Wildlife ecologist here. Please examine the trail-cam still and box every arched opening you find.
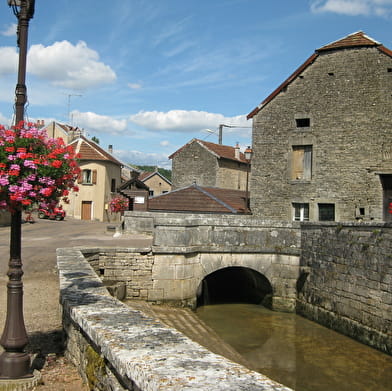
[197,267,273,308]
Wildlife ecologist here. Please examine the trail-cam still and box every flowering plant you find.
[109,196,129,213]
[0,121,80,212]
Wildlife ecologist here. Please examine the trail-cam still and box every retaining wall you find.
[297,222,392,354]
[57,247,293,391]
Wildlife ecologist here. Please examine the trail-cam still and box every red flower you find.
[51,160,62,168]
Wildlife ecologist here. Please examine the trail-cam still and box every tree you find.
[91,136,100,144]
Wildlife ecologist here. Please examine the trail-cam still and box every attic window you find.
[295,118,310,128]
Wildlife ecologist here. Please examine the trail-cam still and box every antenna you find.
[66,93,82,125]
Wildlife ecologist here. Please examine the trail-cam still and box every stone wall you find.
[171,141,218,189]
[297,222,392,354]
[57,247,293,391]
[250,46,392,222]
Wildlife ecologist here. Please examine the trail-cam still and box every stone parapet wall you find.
[298,222,392,354]
[124,212,301,255]
[57,247,293,391]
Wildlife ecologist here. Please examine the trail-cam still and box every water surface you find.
[196,304,392,391]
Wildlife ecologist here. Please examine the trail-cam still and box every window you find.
[82,169,92,184]
[79,169,97,185]
[291,145,312,180]
[318,203,335,221]
[149,190,154,196]
[295,118,310,128]
[111,178,116,193]
[293,203,309,221]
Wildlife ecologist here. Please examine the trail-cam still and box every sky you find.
[0,0,391,168]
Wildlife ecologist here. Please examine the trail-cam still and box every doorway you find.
[380,175,392,222]
[81,201,92,220]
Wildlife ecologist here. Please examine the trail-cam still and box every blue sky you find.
[0,0,391,168]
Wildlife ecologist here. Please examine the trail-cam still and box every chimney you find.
[234,142,240,160]
[108,145,113,154]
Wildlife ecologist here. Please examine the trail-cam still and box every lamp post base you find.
[0,370,41,391]
[0,352,32,379]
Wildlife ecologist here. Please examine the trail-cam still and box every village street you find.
[0,216,152,390]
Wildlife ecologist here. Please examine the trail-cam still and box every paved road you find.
[0,216,152,334]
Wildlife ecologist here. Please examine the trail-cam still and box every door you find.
[380,175,392,222]
[81,201,92,220]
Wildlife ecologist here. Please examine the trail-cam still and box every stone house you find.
[247,31,392,222]
[65,136,123,221]
[169,139,251,191]
[139,170,172,196]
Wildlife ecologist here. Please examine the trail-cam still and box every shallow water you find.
[196,304,392,391]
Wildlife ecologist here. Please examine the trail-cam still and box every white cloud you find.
[1,24,17,37]
[129,110,250,133]
[0,47,18,75]
[160,140,170,147]
[310,0,392,16]
[128,82,142,89]
[27,40,116,89]
[71,110,127,135]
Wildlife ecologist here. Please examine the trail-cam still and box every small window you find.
[149,190,154,196]
[318,203,335,221]
[82,169,92,184]
[295,118,310,128]
[111,178,116,193]
[388,68,392,73]
[291,145,312,180]
[293,203,309,221]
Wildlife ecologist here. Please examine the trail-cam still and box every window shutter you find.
[303,146,312,180]
[77,171,82,184]
[92,170,97,184]
[292,147,304,180]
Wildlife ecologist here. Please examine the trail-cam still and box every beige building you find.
[65,136,123,222]
[40,120,82,144]
[139,170,172,196]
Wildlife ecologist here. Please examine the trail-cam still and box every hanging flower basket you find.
[109,196,129,213]
[0,121,80,212]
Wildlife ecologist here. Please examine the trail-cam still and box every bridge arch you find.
[197,266,273,307]
[193,252,300,312]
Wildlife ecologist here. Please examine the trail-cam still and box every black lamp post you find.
[0,0,35,379]
[244,146,253,213]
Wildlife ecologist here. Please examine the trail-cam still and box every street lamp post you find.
[0,0,35,379]
[244,146,253,213]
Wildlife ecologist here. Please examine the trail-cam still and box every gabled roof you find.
[69,136,122,166]
[139,170,172,185]
[169,139,247,163]
[119,177,149,191]
[248,32,392,119]
[148,183,247,214]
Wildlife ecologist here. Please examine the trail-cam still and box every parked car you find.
[38,206,65,221]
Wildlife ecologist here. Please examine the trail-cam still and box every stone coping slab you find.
[57,247,293,391]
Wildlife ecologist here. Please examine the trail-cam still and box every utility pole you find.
[67,93,82,125]
[218,124,251,145]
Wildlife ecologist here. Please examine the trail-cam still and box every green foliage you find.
[133,165,172,181]
[91,136,100,144]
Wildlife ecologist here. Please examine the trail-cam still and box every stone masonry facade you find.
[170,140,248,190]
[249,36,392,222]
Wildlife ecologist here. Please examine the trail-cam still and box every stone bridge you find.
[109,212,303,312]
